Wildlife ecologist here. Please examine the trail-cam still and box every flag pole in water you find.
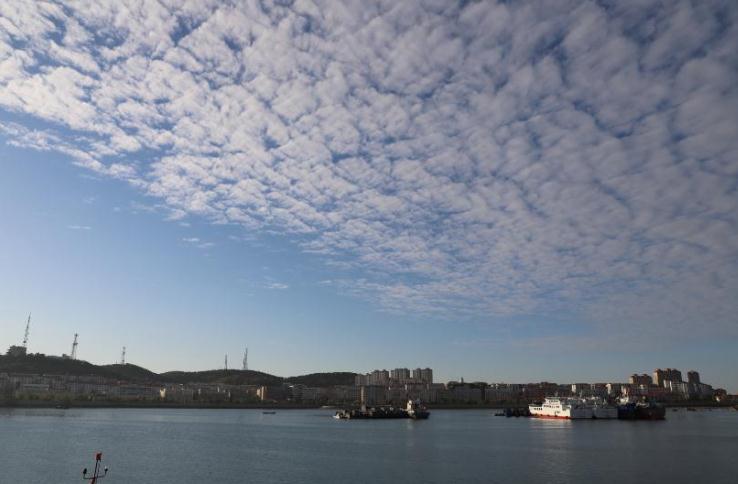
[82,452,108,483]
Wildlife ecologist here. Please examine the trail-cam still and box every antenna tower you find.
[120,346,126,365]
[224,354,228,371]
[71,333,79,360]
[242,347,248,371]
[22,313,31,348]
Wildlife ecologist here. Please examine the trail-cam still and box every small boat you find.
[262,411,276,415]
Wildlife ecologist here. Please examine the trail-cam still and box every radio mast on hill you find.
[120,346,126,365]
[242,347,248,371]
[224,354,228,371]
[22,313,31,349]
[71,333,78,360]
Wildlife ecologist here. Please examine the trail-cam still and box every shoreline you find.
[1,401,733,410]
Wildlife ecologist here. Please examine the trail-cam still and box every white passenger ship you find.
[528,397,593,419]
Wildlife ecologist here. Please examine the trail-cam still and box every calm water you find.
[1,407,737,483]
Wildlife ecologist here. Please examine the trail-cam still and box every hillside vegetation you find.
[0,354,355,387]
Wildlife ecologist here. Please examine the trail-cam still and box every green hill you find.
[0,354,356,387]
[160,369,282,386]
[285,372,356,387]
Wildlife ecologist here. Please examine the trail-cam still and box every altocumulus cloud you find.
[1,1,737,343]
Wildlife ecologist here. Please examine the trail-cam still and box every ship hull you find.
[529,400,592,419]
[617,403,665,420]
[592,407,618,419]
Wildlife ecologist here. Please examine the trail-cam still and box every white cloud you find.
[1,1,737,344]
[67,225,92,231]
[265,282,289,290]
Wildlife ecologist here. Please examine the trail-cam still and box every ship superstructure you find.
[528,397,593,419]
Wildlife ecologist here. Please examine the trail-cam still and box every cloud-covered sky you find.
[1,1,737,382]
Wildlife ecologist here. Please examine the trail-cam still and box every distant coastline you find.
[2,400,734,411]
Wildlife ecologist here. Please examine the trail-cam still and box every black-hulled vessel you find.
[334,399,430,420]
[617,397,665,420]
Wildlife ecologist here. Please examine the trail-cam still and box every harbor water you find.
[1,407,736,483]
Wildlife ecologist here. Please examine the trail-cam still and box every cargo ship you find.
[616,397,665,420]
[334,399,430,420]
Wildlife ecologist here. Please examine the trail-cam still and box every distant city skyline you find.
[1,2,737,392]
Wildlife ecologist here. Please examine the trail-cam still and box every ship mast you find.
[82,452,108,483]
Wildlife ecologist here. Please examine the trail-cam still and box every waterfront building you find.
[360,385,386,406]
[355,370,389,386]
[300,387,321,402]
[289,384,304,401]
[606,383,623,396]
[412,368,434,383]
[370,370,389,385]
[449,383,483,403]
[330,385,359,403]
[629,374,653,386]
[654,368,683,386]
[653,369,666,387]
[689,382,713,399]
[571,383,590,396]
[357,367,431,386]
[18,382,50,395]
[687,371,701,384]
[355,370,391,386]
[418,368,433,384]
[523,382,559,401]
[114,384,161,400]
[161,384,196,403]
[665,380,690,398]
[484,384,520,403]
[386,386,407,404]
[390,368,411,382]
[257,385,287,402]
[666,368,683,382]
[664,368,683,383]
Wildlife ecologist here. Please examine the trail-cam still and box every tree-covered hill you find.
[0,354,356,387]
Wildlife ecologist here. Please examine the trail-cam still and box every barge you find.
[334,399,430,420]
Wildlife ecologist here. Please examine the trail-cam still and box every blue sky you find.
[1,1,737,390]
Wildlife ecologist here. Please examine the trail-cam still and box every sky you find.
[1,1,737,391]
